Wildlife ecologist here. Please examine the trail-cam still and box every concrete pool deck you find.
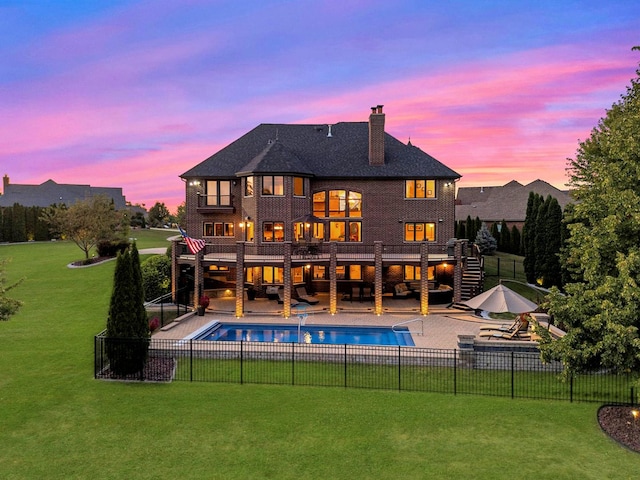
[152,300,495,350]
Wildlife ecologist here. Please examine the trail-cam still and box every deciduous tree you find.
[540,58,640,374]
[43,196,129,260]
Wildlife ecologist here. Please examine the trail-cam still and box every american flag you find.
[178,226,206,255]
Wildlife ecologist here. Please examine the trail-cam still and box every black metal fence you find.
[94,335,638,404]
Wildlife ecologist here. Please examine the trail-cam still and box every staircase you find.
[460,256,483,301]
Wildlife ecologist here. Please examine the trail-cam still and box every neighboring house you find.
[0,175,128,209]
[455,179,573,231]
[174,106,478,317]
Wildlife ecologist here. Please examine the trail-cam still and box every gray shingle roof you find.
[0,179,127,208]
[181,122,460,179]
[455,179,573,222]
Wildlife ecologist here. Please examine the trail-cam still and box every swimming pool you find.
[189,322,415,346]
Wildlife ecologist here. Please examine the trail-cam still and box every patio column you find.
[420,242,429,315]
[171,238,179,304]
[283,242,292,318]
[193,250,203,309]
[453,239,464,304]
[374,241,383,315]
[235,241,245,318]
[329,242,337,314]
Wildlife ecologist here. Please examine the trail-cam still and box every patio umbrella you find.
[462,284,537,313]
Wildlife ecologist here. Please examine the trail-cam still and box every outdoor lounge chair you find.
[277,289,299,306]
[479,319,521,332]
[478,327,531,340]
[296,286,319,305]
[479,314,530,334]
[393,283,413,298]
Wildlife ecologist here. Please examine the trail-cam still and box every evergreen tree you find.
[523,192,542,283]
[11,203,26,243]
[474,222,497,255]
[105,246,149,375]
[533,195,551,283]
[542,58,640,375]
[511,225,521,255]
[455,220,466,240]
[540,197,562,287]
[490,222,500,250]
[465,215,474,242]
[500,220,511,253]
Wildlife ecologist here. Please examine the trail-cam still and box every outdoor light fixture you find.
[189,180,201,187]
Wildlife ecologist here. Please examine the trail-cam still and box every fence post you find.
[292,342,295,386]
[344,344,347,388]
[453,349,457,395]
[511,351,514,399]
[189,339,193,382]
[240,341,244,385]
[631,386,635,406]
[398,346,401,392]
[570,374,573,403]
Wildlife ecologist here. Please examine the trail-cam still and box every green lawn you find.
[1,233,639,479]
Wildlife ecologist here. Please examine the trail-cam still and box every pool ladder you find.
[392,318,424,336]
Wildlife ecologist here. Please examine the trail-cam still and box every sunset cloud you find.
[1,1,638,210]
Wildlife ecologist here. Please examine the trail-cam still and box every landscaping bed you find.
[598,405,640,453]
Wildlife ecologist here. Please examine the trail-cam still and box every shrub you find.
[141,255,171,302]
[97,239,130,257]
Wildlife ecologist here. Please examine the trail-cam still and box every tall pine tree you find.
[105,245,149,375]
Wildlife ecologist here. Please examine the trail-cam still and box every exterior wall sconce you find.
[189,180,201,187]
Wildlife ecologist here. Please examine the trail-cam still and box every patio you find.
[153,296,488,350]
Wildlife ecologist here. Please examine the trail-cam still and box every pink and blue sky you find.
[1,0,639,212]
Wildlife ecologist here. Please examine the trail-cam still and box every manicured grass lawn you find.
[1,233,640,479]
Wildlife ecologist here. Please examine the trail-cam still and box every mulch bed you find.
[96,356,176,382]
[71,256,112,267]
[598,405,640,453]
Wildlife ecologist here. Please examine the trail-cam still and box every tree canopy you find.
[43,195,129,260]
[541,59,640,374]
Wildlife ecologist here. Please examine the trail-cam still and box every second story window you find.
[245,177,254,197]
[293,177,305,196]
[404,222,436,242]
[263,221,285,242]
[262,176,284,196]
[405,179,435,199]
[313,190,362,217]
[205,180,232,206]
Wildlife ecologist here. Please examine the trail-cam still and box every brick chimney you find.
[2,174,8,193]
[368,105,385,166]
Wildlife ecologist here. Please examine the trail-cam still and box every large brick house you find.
[173,106,474,317]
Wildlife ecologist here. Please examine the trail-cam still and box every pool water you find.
[193,322,415,346]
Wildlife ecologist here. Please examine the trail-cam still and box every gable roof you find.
[182,122,460,180]
[0,179,127,209]
[455,179,573,222]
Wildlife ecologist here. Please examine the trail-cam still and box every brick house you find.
[173,106,474,317]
